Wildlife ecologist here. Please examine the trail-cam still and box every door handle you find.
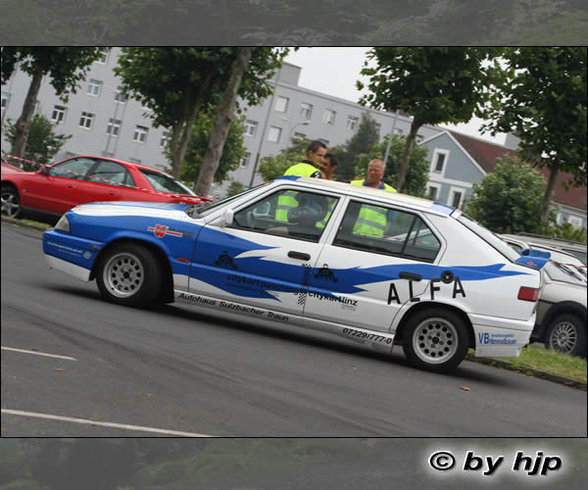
[288,251,311,261]
[399,272,422,281]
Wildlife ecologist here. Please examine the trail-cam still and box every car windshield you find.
[456,214,521,262]
[138,168,195,195]
[188,183,270,218]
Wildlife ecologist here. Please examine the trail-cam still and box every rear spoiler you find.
[514,249,551,270]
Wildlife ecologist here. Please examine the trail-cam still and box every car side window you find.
[231,189,338,242]
[334,201,441,261]
[87,160,135,187]
[47,158,96,180]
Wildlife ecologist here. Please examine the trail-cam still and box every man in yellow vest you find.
[276,140,327,221]
[350,159,396,238]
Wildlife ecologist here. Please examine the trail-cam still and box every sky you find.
[284,47,508,145]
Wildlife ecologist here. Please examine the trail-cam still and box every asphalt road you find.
[1,222,586,437]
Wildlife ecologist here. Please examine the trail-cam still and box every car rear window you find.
[138,168,195,195]
[456,213,521,262]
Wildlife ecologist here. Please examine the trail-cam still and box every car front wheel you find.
[545,314,587,358]
[1,184,22,219]
[96,243,163,307]
[402,308,470,372]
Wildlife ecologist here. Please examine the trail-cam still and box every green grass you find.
[472,345,587,382]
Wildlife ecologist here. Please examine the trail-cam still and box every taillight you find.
[518,287,540,302]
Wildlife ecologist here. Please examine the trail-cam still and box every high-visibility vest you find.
[276,162,322,221]
[350,179,396,237]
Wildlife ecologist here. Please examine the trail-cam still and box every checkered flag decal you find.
[297,264,313,307]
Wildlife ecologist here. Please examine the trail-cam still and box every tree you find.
[335,112,381,182]
[357,47,497,192]
[115,47,286,179]
[174,113,246,185]
[480,47,587,222]
[193,47,251,196]
[4,114,71,168]
[354,134,430,196]
[463,154,555,234]
[1,47,102,158]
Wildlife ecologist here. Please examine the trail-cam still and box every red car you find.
[1,155,208,219]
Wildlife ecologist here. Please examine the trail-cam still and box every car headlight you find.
[55,214,70,232]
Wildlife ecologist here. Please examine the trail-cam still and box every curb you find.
[1,216,51,232]
[3,216,586,391]
[465,353,587,391]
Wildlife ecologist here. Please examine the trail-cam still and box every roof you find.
[448,132,586,212]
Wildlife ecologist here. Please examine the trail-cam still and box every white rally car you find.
[42,177,547,372]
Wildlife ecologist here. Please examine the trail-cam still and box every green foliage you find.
[481,47,587,189]
[226,180,245,198]
[548,222,587,243]
[176,114,246,184]
[335,112,381,182]
[354,134,430,197]
[1,47,103,99]
[4,115,71,166]
[464,154,555,234]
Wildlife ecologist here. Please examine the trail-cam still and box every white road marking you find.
[2,346,77,361]
[1,409,214,437]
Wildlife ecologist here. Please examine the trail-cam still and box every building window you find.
[79,112,94,129]
[567,215,583,228]
[318,138,329,146]
[275,96,289,113]
[427,185,439,200]
[416,134,424,143]
[128,157,142,164]
[114,87,127,104]
[133,125,149,143]
[1,92,9,111]
[160,131,171,148]
[394,128,404,135]
[432,150,448,173]
[267,126,282,143]
[346,115,359,131]
[51,105,66,124]
[87,79,103,97]
[300,102,313,120]
[322,109,336,125]
[106,119,122,137]
[96,48,110,64]
[293,131,306,139]
[374,122,382,135]
[245,120,258,137]
[450,190,463,209]
[240,152,251,167]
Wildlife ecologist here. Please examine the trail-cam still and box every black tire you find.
[402,308,470,372]
[545,314,587,358]
[1,183,22,219]
[96,243,163,307]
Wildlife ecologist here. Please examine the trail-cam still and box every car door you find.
[188,187,339,318]
[83,159,134,203]
[23,157,98,214]
[303,200,442,332]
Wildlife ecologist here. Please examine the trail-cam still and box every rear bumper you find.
[469,313,535,358]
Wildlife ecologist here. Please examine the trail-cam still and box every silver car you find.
[500,234,587,358]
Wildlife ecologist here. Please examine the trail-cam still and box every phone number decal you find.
[342,328,393,345]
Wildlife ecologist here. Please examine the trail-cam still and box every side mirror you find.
[221,209,234,227]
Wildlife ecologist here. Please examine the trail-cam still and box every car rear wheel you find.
[545,314,586,358]
[96,243,163,307]
[1,184,22,219]
[402,308,470,372]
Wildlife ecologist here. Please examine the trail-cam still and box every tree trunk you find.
[11,66,44,158]
[394,118,421,191]
[541,160,559,223]
[168,74,213,178]
[193,47,253,197]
